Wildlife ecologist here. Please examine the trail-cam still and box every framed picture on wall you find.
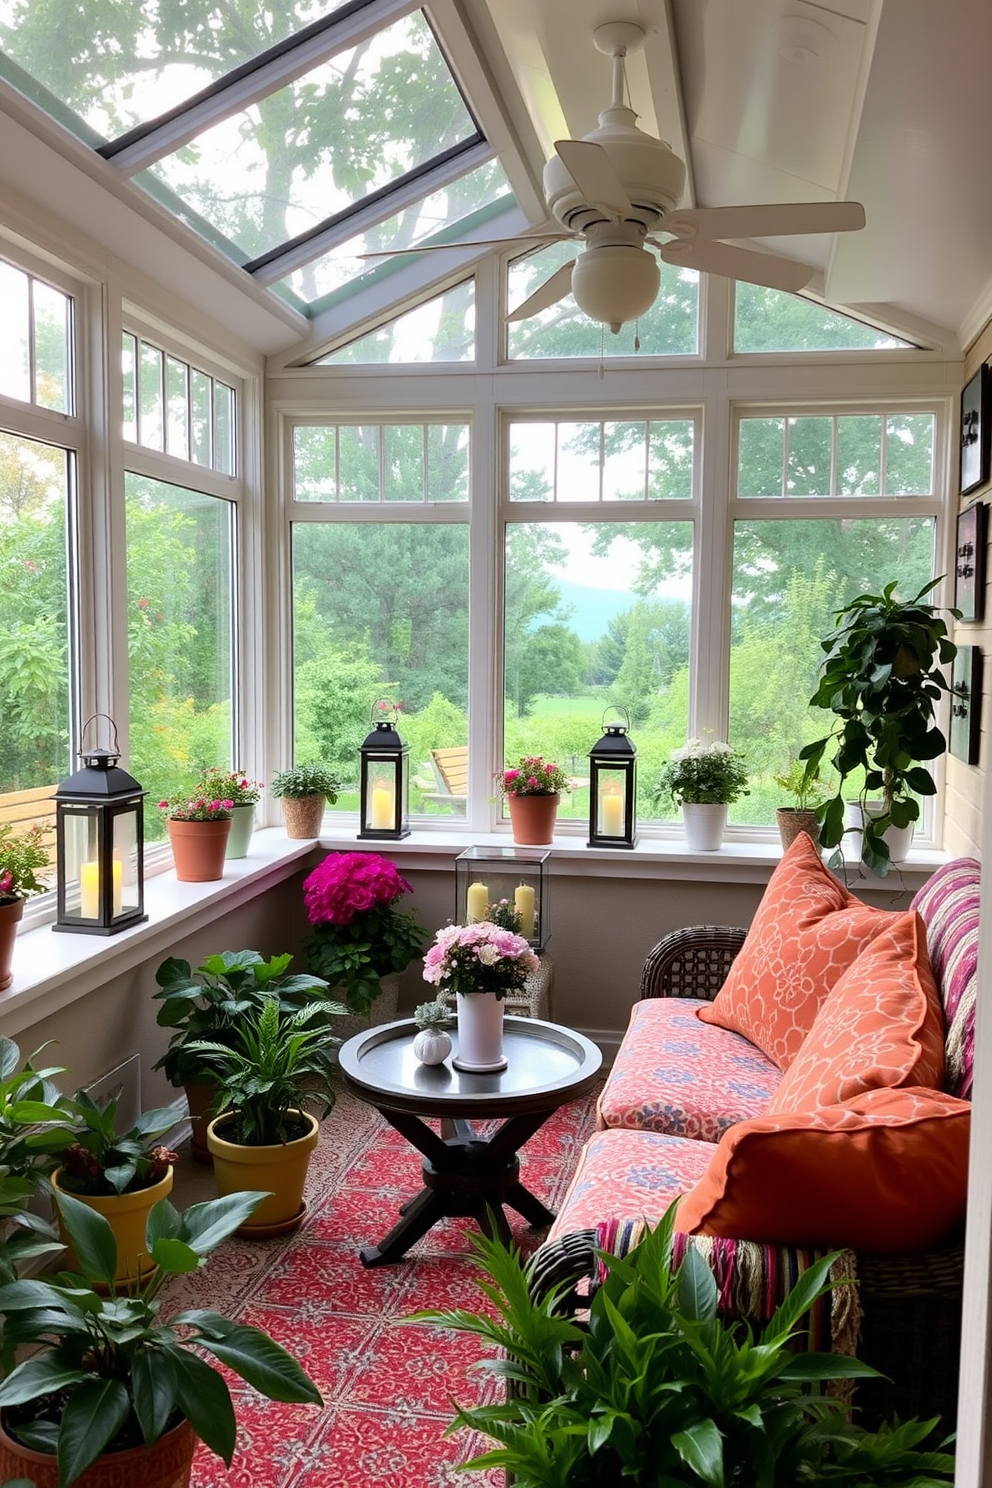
[960,366,990,496]
[950,646,983,765]
[955,501,987,622]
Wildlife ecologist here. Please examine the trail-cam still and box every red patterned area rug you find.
[161,1084,600,1488]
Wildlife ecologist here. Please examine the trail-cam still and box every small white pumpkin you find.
[413,1028,452,1066]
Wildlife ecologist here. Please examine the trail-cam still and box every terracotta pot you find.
[453,990,507,1072]
[224,802,256,858]
[507,792,559,845]
[52,1166,174,1288]
[0,1413,196,1488]
[166,817,231,882]
[776,808,821,852]
[184,1079,221,1163]
[207,1109,319,1236]
[280,794,326,839]
[0,897,24,992]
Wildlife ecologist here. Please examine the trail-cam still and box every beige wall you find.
[947,325,992,860]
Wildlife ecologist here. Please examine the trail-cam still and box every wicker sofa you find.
[535,845,977,1428]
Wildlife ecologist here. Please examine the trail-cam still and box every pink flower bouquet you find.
[497,755,571,798]
[423,921,538,1000]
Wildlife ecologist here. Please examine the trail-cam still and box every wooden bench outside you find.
[417,746,468,810]
[0,784,59,866]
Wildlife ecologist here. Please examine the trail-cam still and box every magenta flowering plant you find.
[194,766,263,806]
[303,852,427,1015]
[157,795,234,822]
[0,822,50,904]
[423,921,539,1000]
[497,755,571,798]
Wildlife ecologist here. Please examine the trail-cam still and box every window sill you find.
[1,830,319,1038]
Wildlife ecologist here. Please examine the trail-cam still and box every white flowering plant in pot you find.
[654,737,750,807]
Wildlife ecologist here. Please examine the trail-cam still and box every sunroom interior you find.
[2,0,992,1477]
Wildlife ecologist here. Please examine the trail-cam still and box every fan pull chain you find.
[599,321,606,379]
[634,319,641,352]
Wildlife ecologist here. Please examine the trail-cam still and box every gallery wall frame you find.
[950,645,983,766]
[960,366,990,496]
[955,501,987,622]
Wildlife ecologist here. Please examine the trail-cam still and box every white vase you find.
[681,802,727,851]
[453,991,507,1072]
[844,800,914,868]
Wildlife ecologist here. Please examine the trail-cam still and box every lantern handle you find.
[79,713,121,756]
[600,706,631,732]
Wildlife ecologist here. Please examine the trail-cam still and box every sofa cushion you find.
[597,998,782,1141]
[767,910,945,1114]
[677,1086,969,1252]
[698,832,896,1069]
[544,1128,712,1246]
[912,857,980,1099]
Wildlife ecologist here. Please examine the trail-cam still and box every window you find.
[728,406,940,832]
[734,284,913,353]
[291,421,471,818]
[0,258,72,412]
[316,282,475,365]
[509,418,694,501]
[122,333,236,474]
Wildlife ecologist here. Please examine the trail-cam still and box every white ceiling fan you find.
[364,21,866,333]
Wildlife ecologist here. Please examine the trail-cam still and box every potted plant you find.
[49,1085,187,1286]
[422,920,538,1073]
[497,755,571,844]
[303,851,427,1035]
[773,758,829,851]
[156,792,234,882]
[0,820,50,990]
[153,949,334,1162]
[417,1210,954,1487]
[654,736,750,851]
[412,996,453,1066]
[192,993,344,1237]
[270,763,340,839]
[800,579,959,876]
[0,1036,77,1286]
[193,767,263,859]
[0,1188,322,1488]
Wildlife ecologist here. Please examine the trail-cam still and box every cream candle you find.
[514,883,535,939]
[370,781,394,830]
[601,789,624,837]
[466,881,489,922]
[79,858,123,918]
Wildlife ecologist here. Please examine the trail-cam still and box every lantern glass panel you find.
[112,810,140,916]
[62,808,96,917]
[595,768,628,838]
[363,754,401,832]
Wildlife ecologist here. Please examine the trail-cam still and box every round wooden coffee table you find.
[337,1016,602,1266]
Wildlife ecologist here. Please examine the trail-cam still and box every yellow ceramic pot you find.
[206,1110,319,1236]
[51,1165,174,1287]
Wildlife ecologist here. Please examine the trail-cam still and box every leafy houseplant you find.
[800,579,959,876]
[53,1086,185,1199]
[0,820,51,990]
[655,737,750,806]
[0,1036,76,1287]
[417,1209,954,1488]
[303,851,427,1015]
[270,763,341,839]
[0,1189,322,1488]
[773,759,829,851]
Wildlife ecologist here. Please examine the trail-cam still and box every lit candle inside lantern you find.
[514,883,535,939]
[601,786,624,837]
[370,779,394,830]
[466,881,489,922]
[79,859,123,918]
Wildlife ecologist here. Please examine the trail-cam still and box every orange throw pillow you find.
[768,909,944,1113]
[698,832,896,1068]
[678,1086,969,1252]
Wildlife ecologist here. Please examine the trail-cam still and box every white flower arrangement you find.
[655,737,750,806]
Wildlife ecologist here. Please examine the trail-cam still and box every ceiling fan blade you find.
[664,201,866,242]
[357,232,568,260]
[658,238,814,293]
[554,139,633,219]
[507,260,576,321]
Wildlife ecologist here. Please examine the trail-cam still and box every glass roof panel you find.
[278,160,510,305]
[0,1,356,143]
[132,12,479,264]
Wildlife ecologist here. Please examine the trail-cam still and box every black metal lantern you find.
[588,709,637,849]
[358,702,410,840]
[54,715,147,935]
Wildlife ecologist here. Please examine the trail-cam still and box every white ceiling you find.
[1,0,991,354]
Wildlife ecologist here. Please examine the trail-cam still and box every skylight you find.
[0,0,508,316]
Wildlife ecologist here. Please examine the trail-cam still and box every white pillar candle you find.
[514,883,536,939]
[466,881,489,922]
[79,858,123,918]
[601,788,624,837]
[370,780,394,829]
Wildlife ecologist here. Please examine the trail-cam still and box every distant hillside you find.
[547,579,632,642]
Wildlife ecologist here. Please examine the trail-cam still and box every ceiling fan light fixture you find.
[571,245,660,333]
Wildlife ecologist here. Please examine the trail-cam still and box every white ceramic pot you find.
[844,800,914,868]
[413,1027,452,1065]
[453,991,507,1072]
[681,802,727,852]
